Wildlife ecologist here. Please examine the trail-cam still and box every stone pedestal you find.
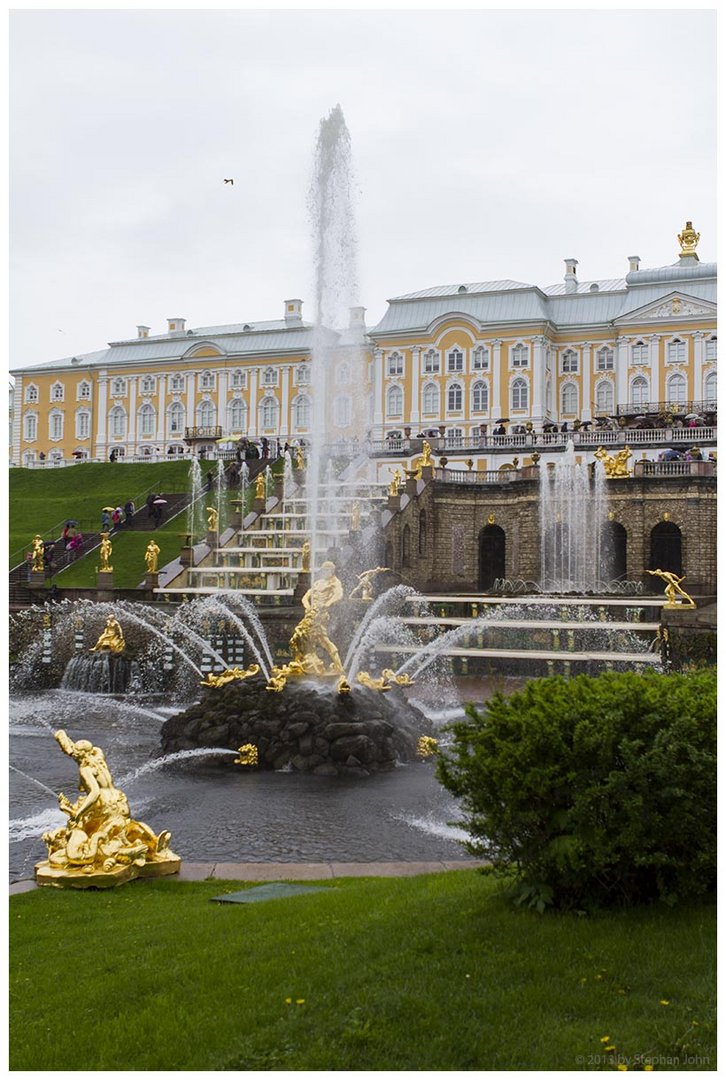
[387,494,401,512]
[206,530,219,549]
[405,476,418,497]
[420,465,434,482]
[96,571,114,591]
[28,570,46,589]
[145,571,160,590]
[253,497,266,513]
[180,546,194,568]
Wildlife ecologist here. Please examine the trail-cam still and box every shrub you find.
[436,670,716,910]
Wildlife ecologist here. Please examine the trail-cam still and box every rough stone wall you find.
[384,474,717,595]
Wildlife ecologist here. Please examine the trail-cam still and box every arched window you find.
[168,402,185,435]
[447,382,463,412]
[22,450,36,466]
[51,382,64,402]
[169,373,185,392]
[112,378,127,396]
[704,371,717,404]
[561,350,578,374]
[138,403,156,437]
[49,449,63,464]
[387,351,404,376]
[473,347,489,371]
[75,410,91,439]
[336,362,351,385]
[511,377,528,410]
[199,370,215,390]
[666,373,686,405]
[631,340,649,365]
[630,376,649,406]
[472,380,489,412]
[77,381,92,400]
[595,380,614,414]
[25,384,39,404]
[561,382,578,414]
[512,344,528,368]
[292,394,312,430]
[667,339,687,363]
[447,348,464,373]
[423,349,440,374]
[109,406,126,438]
[386,384,403,417]
[596,347,614,371]
[422,382,439,415]
[24,413,37,441]
[227,398,246,432]
[140,375,156,394]
[49,410,64,440]
[334,396,351,427]
[259,395,278,430]
[262,367,278,387]
[230,369,246,390]
[197,400,216,428]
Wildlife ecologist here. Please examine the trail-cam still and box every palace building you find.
[9,224,716,468]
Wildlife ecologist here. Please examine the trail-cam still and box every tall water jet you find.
[539,444,608,592]
[187,458,204,546]
[308,104,361,571]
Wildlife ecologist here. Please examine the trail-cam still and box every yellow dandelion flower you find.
[296,999,305,1005]
[660,999,670,1006]
[600,1036,611,1043]
[604,1045,616,1053]
[595,974,603,981]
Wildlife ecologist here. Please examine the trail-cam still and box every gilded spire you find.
[677,220,700,258]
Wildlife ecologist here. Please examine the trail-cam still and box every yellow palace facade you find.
[9,225,717,466]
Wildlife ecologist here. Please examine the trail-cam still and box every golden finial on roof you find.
[677,220,700,257]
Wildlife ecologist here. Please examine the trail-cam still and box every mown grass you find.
[9,872,716,1071]
[9,461,214,568]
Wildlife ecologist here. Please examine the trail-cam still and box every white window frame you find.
[422,349,440,375]
[387,351,404,377]
[230,369,246,390]
[630,375,649,406]
[169,373,185,392]
[447,381,463,413]
[471,380,489,413]
[262,367,278,388]
[77,381,92,400]
[110,406,126,438]
[295,364,311,386]
[292,393,312,431]
[631,341,649,365]
[472,346,489,371]
[227,398,247,432]
[422,382,439,416]
[511,377,529,410]
[112,378,127,396]
[24,413,38,441]
[168,402,186,435]
[705,336,717,362]
[704,371,717,403]
[667,338,687,364]
[75,409,91,439]
[197,400,217,428]
[666,372,687,405]
[447,348,464,374]
[25,384,39,404]
[199,370,216,390]
[49,409,64,441]
[50,382,65,402]
[386,384,403,418]
[446,427,464,449]
[138,403,156,437]
[259,395,278,430]
[140,375,156,394]
[596,347,614,371]
[511,343,529,369]
[595,379,614,414]
[561,382,578,414]
[561,349,579,374]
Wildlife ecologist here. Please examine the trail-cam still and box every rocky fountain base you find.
[160,674,432,777]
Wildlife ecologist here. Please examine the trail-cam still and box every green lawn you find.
[9,461,216,568]
[9,872,715,1071]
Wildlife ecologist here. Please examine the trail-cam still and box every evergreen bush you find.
[436,670,716,910]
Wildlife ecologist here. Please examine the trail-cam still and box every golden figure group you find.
[200,664,260,688]
[90,615,126,654]
[36,730,180,886]
[594,445,632,478]
[357,669,415,692]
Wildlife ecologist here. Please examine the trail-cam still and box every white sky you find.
[9,6,717,371]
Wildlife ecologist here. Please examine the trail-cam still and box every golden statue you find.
[266,561,350,693]
[144,539,160,574]
[647,569,696,609]
[206,506,219,531]
[677,220,700,256]
[31,534,45,572]
[295,445,305,470]
[349,566,391,602]
[381,668,415,687]
[388,469,403,497]
[421,440,433,467]
[594,446,632,478]
[350,501,361,532]
[417,736,439,759]
[90,615,126,654]
[35,730,180,888]
[97,531,113,572]
[254,474,266,500]
[301,539,311,571]
[234,743,258,767]
[200,664,260,688]
[357,671,392,692]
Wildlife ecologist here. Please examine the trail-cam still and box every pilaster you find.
[581,343,592,421]
[649,335,660,403]
[693,331,704,402]
[491,340,502,420]
[531,337,546,421]
[410,346,421,425]
[280,365,290,439]
[127,376,137,452]
[95,373,108,460]
[11,375,23,464]
[185,371,196,430]
[156,373,166,445]
[616,337,629,410]
[373,347,384,435]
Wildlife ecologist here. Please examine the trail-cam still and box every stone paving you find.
[10,859,486,894]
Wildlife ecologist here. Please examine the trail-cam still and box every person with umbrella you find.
[152,497,167,526]
[101,507,112,530]
[124,499,135,527]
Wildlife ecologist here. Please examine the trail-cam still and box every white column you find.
[95,374,108,459]
[127,376,137,453]
[185,371,196,432]
[491,340,502,419]
[248,367,259,439]
[280,365,290,439]
[649,335,660,406]
[693,332,704,403]
[11,375,22,464]
[218,369,228,433]
[373,348,384,434]
[616,337,629,411]
[410,347,421,426]
[531,337,546,421]
[581,343,592,421]
[156,373,166,446]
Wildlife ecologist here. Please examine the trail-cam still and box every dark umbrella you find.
[65,519,79,526]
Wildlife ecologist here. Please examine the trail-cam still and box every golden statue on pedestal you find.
[206,506,219,531]
[677,220,700,256]
[90,616,126,654]
[594,446,632,478]
[388,469,403,496]
[254,474,266,500]
[647,569,696,609]
[266,561,350,694]
[31,534,45,572]
[349,566,391,602]
[35,730,180,888]
[144,539,160,574]
[301,539,311,571]
[295,445,306,470]
[97,531,113,572]
[421,440,433,467]
[200,664,260,688]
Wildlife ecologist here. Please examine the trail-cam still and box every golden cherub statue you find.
[35,729,180,888]
[594,446,632,478]
[388,469,403,497]
[97,531,113,572]
[90,615,126,654]
[349,566,391,602]
[677,220,700,256]
[421,440,433,467]
[144,539,160,574]
[381,668,414,687]
[647,569,696,609]
[31,534,45,572]
[206,506,219,531]
[356,671,392,692]
[200,664,260,688]
[254,474,266,500]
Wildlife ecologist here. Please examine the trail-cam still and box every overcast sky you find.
[10,7,717,372]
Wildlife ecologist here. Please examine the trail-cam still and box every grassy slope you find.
[9,872,715,1072]
[9,461,213,568]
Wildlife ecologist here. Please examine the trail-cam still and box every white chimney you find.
[137,325,150,339]
[564,258,578,294]
[167,317,186,335]
[349,306,366,328]
[628,255,641,272]
[284,299,302,323]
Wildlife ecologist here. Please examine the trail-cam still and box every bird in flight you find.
[223,178,234,185]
